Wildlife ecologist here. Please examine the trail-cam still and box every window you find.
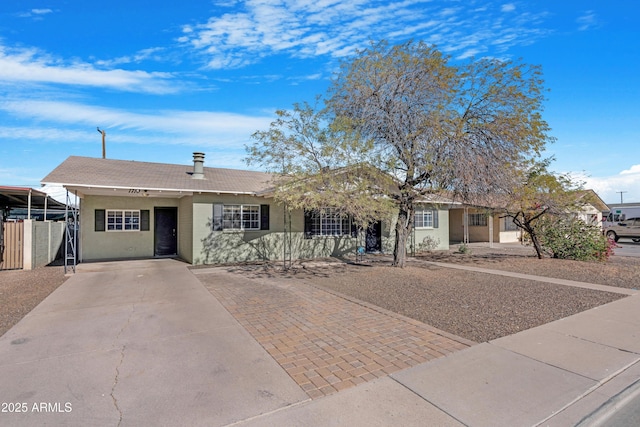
[222,204,260,230]
[469,213,487,227]
[415,209,433,228]
[414,208,439,229]
[503,217,519,231]
[305,208,351,237]
[106,210,140,231]
[213,204,269,231]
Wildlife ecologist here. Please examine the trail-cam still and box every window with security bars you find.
[503,217,519,231]
[106,210,140,231]
[222,205,260,230]
[305,208,351,237]
[469,213,488,226]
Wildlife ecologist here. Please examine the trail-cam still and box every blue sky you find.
[0,0,638,204]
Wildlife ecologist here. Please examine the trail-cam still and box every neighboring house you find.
[41,153,452,265]
[572,189,609,228]
[448,189,608,245]
[449,206,522,245]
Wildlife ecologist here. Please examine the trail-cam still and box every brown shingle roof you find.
[41,156,274,194]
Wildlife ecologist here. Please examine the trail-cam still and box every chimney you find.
[192,152,205,179]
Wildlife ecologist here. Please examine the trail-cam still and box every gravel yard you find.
[420,246,640,289]
[2,248,637,343]
[299,261,625,342]
[0,265,68,337]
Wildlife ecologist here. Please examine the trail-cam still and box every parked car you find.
[605,217,640,242]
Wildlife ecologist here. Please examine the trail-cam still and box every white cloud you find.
[0,45,180,94]
[621,165,640,175]
[0,100,274,149]
[576,165,640,204]
[0,167,44,186]
[501,4,516,13]
[94,47,167,67]
[180,0,551,69]
[0,126,90,142]
[40,185,72,205]
[17,8,54,19]
[577,11,597,31]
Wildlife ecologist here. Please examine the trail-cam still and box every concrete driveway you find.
[0,259,307,427]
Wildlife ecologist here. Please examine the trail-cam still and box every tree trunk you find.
[393,204,413,268]
[526,225,544,259]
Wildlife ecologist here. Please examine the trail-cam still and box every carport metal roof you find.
[0,186,68,219]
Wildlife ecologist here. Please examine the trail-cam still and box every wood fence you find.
[1,221,24,270]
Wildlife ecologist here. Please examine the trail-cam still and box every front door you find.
[365,221,382,252]
[154,207,177,257]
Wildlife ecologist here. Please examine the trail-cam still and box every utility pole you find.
[97,127,106,159]
[617,191,627,204]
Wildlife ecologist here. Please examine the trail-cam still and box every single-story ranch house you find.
[42,153,452,265]
[448,189,609,245]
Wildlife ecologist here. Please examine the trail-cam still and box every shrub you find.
[417,236,441,253]
[538,216,613,261]
[457,242,471,255]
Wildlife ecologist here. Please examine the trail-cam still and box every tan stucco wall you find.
[178,196,194,263]
[80,194,453,265]
[191,197,452,265]
[450,208,522,243]
[191,195,361,264]
[80,195,180,261]
[412,208,450,252]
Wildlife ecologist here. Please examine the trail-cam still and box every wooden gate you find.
[0,221,24,270]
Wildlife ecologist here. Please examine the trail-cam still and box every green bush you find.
[538,216,613,261]
[457,242,471,255]
[416,236,441,253]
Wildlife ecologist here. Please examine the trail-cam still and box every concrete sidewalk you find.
[0,258,638,426]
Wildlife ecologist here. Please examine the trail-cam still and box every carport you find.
[1,186,68,270]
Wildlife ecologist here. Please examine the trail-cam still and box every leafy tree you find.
[247,99,396,231]
[498,161,597,259]
[500,159,577,259]
[248,40,553,267]
[328,40,552,267]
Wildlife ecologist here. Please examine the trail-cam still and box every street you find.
[614,238,640,258]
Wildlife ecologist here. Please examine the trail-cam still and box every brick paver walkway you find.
[193,267,471,399]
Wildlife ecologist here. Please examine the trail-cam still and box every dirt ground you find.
[235,248,638,342]
[2,249,638,342]
[0,265,68,337]
[420,246,640,289]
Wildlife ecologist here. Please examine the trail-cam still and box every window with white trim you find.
[305,208,351,237]
[469,213,488,226]
[107,210,140,231]
[414,209,434,228]
[222,204,260,230]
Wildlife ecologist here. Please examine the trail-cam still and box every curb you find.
[575,375,640,426]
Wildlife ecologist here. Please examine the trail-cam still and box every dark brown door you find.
[154,207,177,256]
[365,221,382,252]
